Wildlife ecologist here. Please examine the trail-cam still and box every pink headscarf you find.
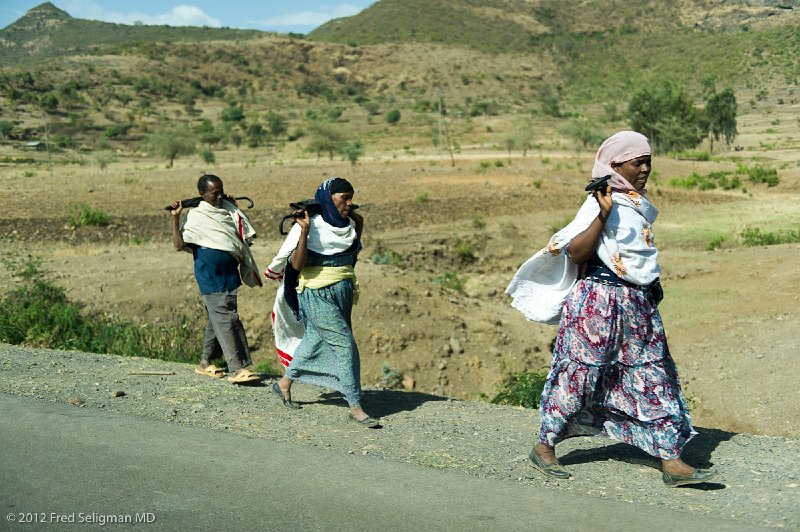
[591,131,651,194]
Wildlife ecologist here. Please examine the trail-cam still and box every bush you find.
[669,170,744,191]
[431,271,466,292]
[0,256,202,361]
[743,164,779,187]
[706,236,725,251]
[67,203,109,227]
[385,109,401,124]
[200,148,215,164]
[453,239,476,263]
[371,241,405,268]
[740,226,800,246]
[491,371,548,408]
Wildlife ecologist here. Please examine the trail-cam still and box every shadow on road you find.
[311,388,448,417]
[558,425,735,490]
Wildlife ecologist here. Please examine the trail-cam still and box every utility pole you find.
[437,88,455,167]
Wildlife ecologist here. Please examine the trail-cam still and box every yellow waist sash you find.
[297,265,359,304]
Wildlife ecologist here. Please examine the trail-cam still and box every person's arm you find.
[566,186,613,264]
[290,211,310,271]
[170,201,189,252]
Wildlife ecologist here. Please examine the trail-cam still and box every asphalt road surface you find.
[0,394,765,531]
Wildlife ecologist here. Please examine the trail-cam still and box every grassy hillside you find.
[0,2,266,65]
[1,0,799,168]
[309,0,800,51]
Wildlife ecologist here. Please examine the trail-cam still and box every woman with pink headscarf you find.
[507,131,716,487]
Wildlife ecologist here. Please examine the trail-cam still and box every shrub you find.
[371,241,405,268]
[431,271,466,292]
[380,363,403,389]
[706,236,725,251]
[200,148,215,164]
[385,109,401,124]
[0,256,202,361]
[491,371,548,408]
[668,170,744,191]
[740,226,800,246]
[67,203,109,227]
[453,239,476,263]
[743,164,779,187]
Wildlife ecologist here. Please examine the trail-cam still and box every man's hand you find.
[170,200,183,218]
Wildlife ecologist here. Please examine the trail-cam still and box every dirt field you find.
[1,120,798,438]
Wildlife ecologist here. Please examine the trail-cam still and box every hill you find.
[308,0,800,51]
[0,2,265,65]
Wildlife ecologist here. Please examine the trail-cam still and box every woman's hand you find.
[569,185,613,264]
[294,210,310,231]
[593,185,613,221]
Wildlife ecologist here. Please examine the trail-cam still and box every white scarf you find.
[181,200,263,288]
[265,214,357,365]
[506,192,660,324]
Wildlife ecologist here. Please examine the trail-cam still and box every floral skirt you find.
[537,279,696,459]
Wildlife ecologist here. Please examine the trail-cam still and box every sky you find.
[0,0,376,34]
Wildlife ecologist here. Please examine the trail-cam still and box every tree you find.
[340,140,364,167]
[220,104,245,124]
[266,112,288,138]
[512,118,535,156]
[628,82,706,154]
[705,88,738,153]
[94,151,115,172]
[142,129,196,168]
[503,136,517,156]
[39,93,59,113]
[0,120,13,139]
[306,122,345,160]
[560,118,604,150]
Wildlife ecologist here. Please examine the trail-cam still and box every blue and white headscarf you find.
[314,177,354,228]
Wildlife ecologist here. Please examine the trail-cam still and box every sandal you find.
[271,382,301,409]
[194,364,225,379]
[226,369,261,384]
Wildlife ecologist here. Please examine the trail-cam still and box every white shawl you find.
[181,200,263,288]
[265,215,358,366]
[506,191,660,324]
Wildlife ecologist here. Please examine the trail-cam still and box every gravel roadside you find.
[1,344,797,529]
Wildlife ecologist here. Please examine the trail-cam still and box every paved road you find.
[0,394,763,531]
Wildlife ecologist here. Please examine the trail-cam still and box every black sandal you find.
[272,382,301,409]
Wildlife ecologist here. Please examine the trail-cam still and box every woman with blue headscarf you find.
[269,178,378,427]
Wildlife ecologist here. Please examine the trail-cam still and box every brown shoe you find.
[528,449,570,479]
[662,468,717,487]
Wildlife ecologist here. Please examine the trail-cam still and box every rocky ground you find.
[1,344,797,530]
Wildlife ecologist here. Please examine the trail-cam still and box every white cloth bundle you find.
[506,192,660,324]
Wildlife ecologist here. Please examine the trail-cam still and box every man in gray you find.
[169,174,262,384]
